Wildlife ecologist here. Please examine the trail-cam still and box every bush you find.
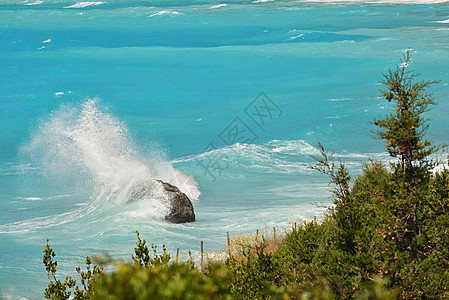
[92,261,231,299]
[43,239,102,299]
[91,231,232,299]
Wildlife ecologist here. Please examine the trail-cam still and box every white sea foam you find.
[435,18,449,23]
[176,139,384,164]
[432,163,448,174]
[174,139,386,177]
[210,4,227,9]
[64,1,104,8]
[267,139,320,155]
[15,197,43,201]
[0,210,78,234]
[149,10,181,17]
[374,37,394,42]
[21,98,200,220]
[289,34,304,40]
[252,0,274,3]
[25,0,43,5]
[328,97,353,102]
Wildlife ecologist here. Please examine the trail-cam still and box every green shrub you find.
[92,231,232,299]
[92,261,232,299]
[43,239,102,299]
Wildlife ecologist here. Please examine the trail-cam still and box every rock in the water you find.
[157,180,195,224]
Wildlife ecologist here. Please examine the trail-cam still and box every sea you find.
[0,0,448,297]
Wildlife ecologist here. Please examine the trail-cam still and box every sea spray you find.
[20,98,200,219]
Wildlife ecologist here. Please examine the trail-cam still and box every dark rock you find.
[128,179,195,224]
[157,180,196,224]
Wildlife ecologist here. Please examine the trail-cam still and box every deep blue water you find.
[1,0,448,298]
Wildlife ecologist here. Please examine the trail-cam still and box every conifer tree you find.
[374,50,439,183]
[373,51,442,260]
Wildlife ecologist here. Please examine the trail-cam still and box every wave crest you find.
[21,98,200,219]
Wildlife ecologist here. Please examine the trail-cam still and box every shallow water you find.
[1,0,448,297]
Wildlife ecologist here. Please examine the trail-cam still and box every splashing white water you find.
[21,98,200,219]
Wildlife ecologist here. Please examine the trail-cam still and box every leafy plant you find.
[92,231,231,299]
[132,230,171,268]
[43,239,103,299]
[374,50,439,181]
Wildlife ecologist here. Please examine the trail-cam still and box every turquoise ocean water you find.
[1,0,448,297]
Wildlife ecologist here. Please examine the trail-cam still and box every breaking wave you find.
[20,98,200,220]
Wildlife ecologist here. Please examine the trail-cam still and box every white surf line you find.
[148,10,182,17]
[210,4,227,9]
[434,18,449,23]
[26,0,43,5]
[64,1,105,8]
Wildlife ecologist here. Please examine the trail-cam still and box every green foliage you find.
[374,50,439,180]
[43,239,103,299]
[226,239,283,299]
[303,53,449,298]
[273,220,327,293]
[317,159,449,298]
[92,260,232,299]
[92,231,231,299]
[132,230,171,268]
[75,256,103,299]
[311,142,351,202]
[308,54,448,298]
[224,219,398,299]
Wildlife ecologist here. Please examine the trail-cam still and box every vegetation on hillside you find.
[43,53,449,299]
